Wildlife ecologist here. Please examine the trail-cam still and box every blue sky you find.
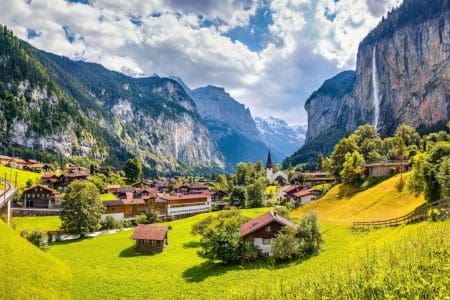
[0,0,401,124]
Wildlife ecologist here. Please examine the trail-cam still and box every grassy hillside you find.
[0,165,41,189]
[0,221,71,299]
[13,216,61,232]
[45,208,448,299]
[291,173,425,222]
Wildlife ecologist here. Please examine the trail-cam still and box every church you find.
[265,151,288,184]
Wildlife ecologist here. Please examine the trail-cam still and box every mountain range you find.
[0,27,298,174]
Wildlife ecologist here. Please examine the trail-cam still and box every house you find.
[58,169,90,189]
[362,161,411,177]
[281,185,303,201]
[240,211,298,256]
[131,224,169,254]
[291,171,334,187]
[157,193,212,218]
[103,188,160,220]
[22,185,62,208]
[265,151,288,184]
[105,184,121,193]
[290,189,321,206]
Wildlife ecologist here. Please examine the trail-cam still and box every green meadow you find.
[0,165,41,189]
[3,175,450,299]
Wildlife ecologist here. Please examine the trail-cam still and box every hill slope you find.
[291,173,425,222]
[0,221,71,299]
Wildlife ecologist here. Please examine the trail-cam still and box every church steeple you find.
[265,150,273,169]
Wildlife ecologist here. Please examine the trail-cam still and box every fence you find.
[353,198,450,229]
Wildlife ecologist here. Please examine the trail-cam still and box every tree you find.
[437,157,450,198]
[316,153,324,171]
[215,174,228,191]
[408,153,426,195]
[395,137,407,182]
[245,177,266,208]
[60,181,104,236]
[272,227,299,261]
[351,124,382,162]
[394,124,420,147]
[329,136,359,181]
[123,158,142,183]
[340,151,365,185]
[198,212,250,265]
[297,212,322,258]
[230,186,248,207]
[423,142,450,202]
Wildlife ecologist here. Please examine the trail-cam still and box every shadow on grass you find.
[182,258,302,283]
[118,245,160,258]
[182,241,201,249]
[50,236,94,245]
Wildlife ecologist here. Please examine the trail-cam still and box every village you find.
[0,150,413,255]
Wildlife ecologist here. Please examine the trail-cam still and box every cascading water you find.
[372,46,380,129]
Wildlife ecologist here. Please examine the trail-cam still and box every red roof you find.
[240,211,297,238]
[284,185,301,194]
[293,189,320,198]
[131,224,169,240]
[157,193,210,201]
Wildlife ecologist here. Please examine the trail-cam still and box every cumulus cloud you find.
[0,0,401,124]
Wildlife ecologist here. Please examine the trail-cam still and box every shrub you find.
[272,227,299,261]
[135,213,148,224]
[21,230,49,251]
[297,212,322,258]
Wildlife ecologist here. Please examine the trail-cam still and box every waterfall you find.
[372,46,380,129]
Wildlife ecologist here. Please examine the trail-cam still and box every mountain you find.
[285,0,450,167]
[171,78,270,169]
[0,26,224,175]
[255,116,306,161]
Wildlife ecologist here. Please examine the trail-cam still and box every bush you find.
[272,227,300,261]
[21,230,49,251]
[297,212,322,258]
[100,216,123,230]
[135,213,148,224]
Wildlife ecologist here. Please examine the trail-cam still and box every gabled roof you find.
[240,211,297,238]
[157,193,210,201]
[284,185,301,194]
[131,224,169,240]
[293,189,320,198]
[23,184,59,195]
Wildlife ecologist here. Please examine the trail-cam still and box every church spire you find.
[266,150,273,169]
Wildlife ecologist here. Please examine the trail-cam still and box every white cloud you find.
[0,0,400,124]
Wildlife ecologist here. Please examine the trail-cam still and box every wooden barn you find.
[131,224,169,254]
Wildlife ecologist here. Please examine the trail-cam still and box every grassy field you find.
[291,173,425,222]
[0,165,41,190]
[13,216,62,232]
[2,174,448,299]
[0,220,71,299]
[100,192,117,201]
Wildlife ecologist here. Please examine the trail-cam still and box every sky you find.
[0,0,402,125]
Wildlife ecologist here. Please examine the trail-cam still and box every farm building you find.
[131,224,169,254]
[22,185,62,208]
[240,211,297,256]
[362,161,411,177]
[290,189,321,206]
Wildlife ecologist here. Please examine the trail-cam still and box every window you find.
[262,238,271,245]
[265,226,271,232]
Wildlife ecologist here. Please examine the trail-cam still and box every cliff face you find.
[350,9,450,135]
[187,85,269,168]
[287,1,450,166]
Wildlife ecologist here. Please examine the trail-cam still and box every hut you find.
[131,224,169,254]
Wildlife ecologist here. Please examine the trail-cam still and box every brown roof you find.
[284,185,301,194]
[157,193,210,201]
[23,184,58,194]
[131,224,169,240]
[240,211,297,238]
[106,184,121,189]
[293,189,320,198]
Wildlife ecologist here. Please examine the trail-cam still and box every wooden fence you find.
[353,198,450,229]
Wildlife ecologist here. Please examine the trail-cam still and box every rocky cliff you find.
[286,0,450,166]
[174,80,270,169]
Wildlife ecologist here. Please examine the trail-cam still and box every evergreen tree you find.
[123,158,142,183]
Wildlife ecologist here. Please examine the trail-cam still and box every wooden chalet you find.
[362,161,411,177]
[240,211,297,256]
[291,171,334,187]
[105,184,121,193]
[103,188,160,219]
[40,170,89,190]
[22,185,62,208]
[131,224,169,254]
[289,189,321,206]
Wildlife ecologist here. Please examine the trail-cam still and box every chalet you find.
[281,185,303,201]
[103,188,160,220]
[98,166,117,175]
[8,158,28,169]
[131,180,152,189]
[291,171,334,187]
[0,155,12,165]
[131,224,169,254]
[362,161,411,177]
[290,189,321,206]
[22,185,62,208]
[58,170,89,189]
[240,211,297,256]
[105,184,121,193]
[174,183,209,195]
